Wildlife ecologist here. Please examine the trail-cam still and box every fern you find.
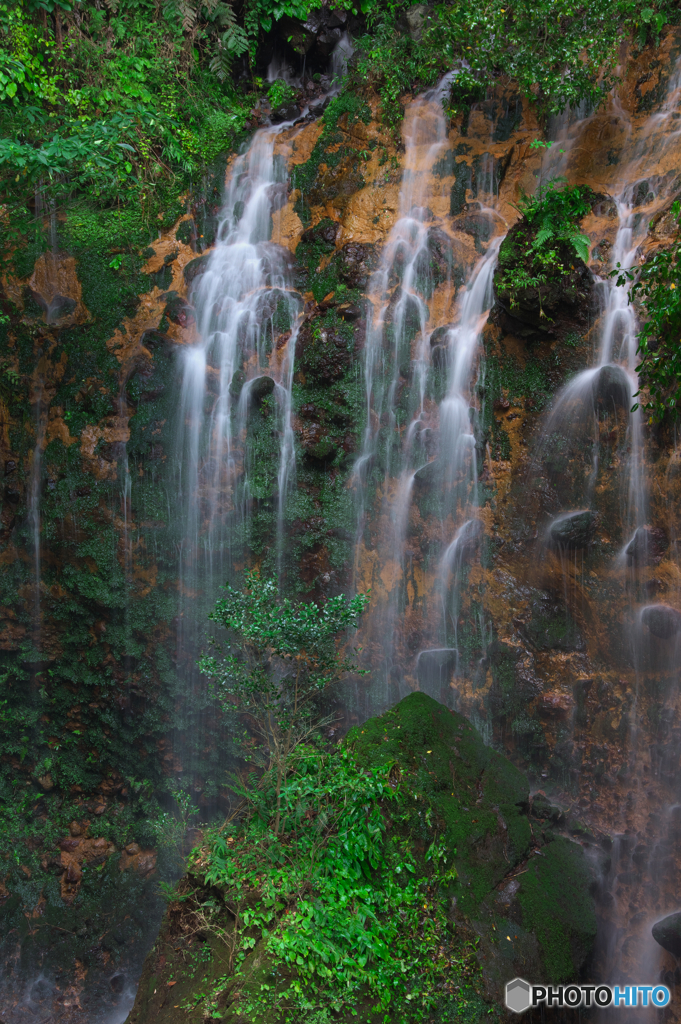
[209,5,248,80]
[568,233,591,263]
[533,226,555,249]
[163,0,199,31]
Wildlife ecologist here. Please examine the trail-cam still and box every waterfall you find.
[172,123,304,697]
[524,59,681,1007]
[535,59,681,545]
[352,74,505,709]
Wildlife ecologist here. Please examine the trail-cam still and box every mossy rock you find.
[295,311,354,384]
[517,838,597,981]
[183,253,212,289]
[493,206,596,337]
[346,691,532,914]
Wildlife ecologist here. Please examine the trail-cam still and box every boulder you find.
[183,254,211,288]
[641,604,681,640]
[653,912,681,956]
[347,692,532,915]
[549,510,597,549]
[248,375,276,405]
[493,217,595,336]
[416,647,458,687]
[591,364,631,411]
[413,459,442,490]
[162,292,195,328]
[404,3,432,40]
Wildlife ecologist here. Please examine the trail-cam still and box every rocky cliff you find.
[2,27,681,1022]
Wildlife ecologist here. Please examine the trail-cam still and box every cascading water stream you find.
[352,75,505,707]
[173,122,304,688]
[524,60,681,1011]
[432,237,503,666]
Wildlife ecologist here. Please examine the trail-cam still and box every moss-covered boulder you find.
[127,694,597,1023]
[348,694,597,997]
[493,186,600,338]
[346,692,532,914]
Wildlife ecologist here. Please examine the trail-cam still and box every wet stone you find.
[591,364,631,411]
[162,292,195,327]
[183,254,211,288]
[625,526,667,565]
[548,510,597,549]
[641,604,681,640]
[416,648,458,688]
[653,912,681,956]
[248,375,276,406]
[413,459,442,490]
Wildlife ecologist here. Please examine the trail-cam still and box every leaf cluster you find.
[349,0,678,133]
[519,178,593,263]
[496,179,592,313]
[200,570,369,833]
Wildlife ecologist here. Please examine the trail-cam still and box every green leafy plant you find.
[496,180,593,315]
[267,78,296,111]
[185,744,481,1023]
[518,179,593,263]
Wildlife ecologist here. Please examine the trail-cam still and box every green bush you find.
[189,744,483,1023]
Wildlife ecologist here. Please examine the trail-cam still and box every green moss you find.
[346,692,531,915]
[518,838,597,981]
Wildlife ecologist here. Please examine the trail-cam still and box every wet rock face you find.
[641,604,681,640]
[416,647,458,688]
[162,291,196,327]
[548,510,598,549]
[248,374,276,407]
[625,525,667,565]
[183,253,211,289]
[653,912,681,956]
[295,313,354,383]
[429,322,453,370]
[336,241,378,290]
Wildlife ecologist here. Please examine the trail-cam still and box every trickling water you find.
[330,31,353,85]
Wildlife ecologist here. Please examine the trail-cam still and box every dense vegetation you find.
[0,0,676,229]
[189,745,476,1023]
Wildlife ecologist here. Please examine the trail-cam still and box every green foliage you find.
[347,693,532,916]
[267,78,296,111]
[429,0,675,115]
[351,26,442,132]
[0,0,293,214]
[200,570,368,833]
[611,200,681,422]
[190,744,483,1023]
[348,0,676,133]
[519,179,593,263]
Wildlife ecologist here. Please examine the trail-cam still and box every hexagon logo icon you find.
[506,977,531,1014]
